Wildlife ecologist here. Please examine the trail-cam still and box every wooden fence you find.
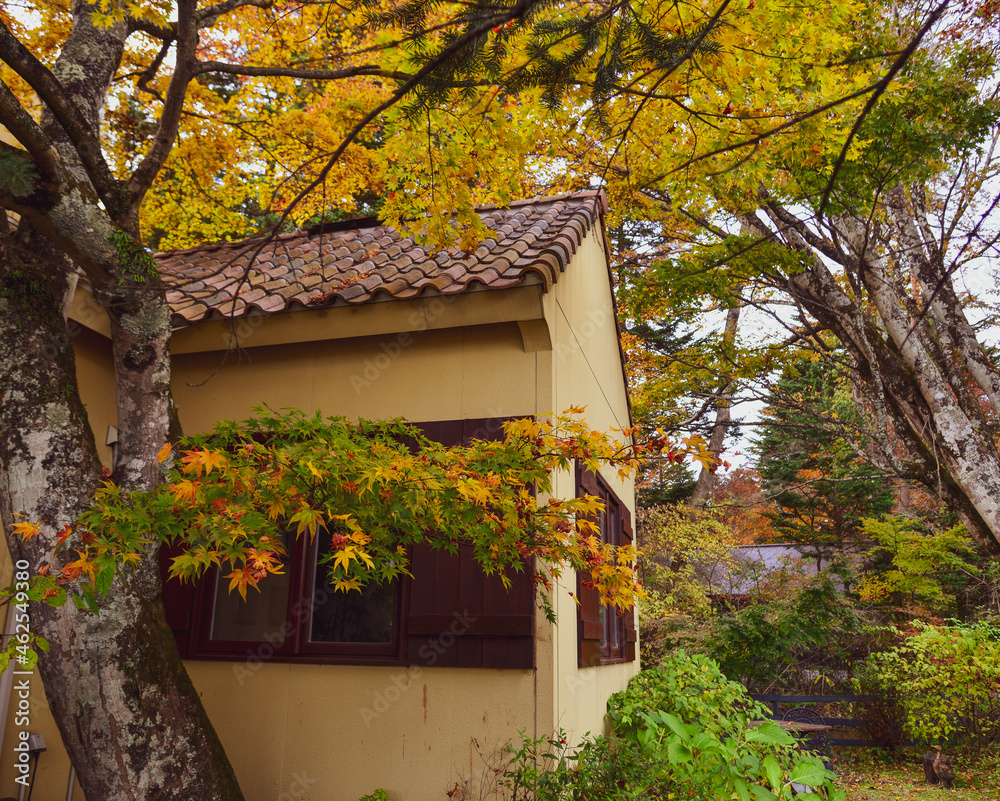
[749,694,883,747]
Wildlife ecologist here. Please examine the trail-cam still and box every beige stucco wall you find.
[0,222,637,801]
[546,226,639,742]
[171,321,541,428]
[170,318,547,801]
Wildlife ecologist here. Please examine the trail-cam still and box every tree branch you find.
[815,0,948,216]
[197,0,274,26]
[0,83,60,184]
[125,0,199,208]
[0,19,121,211]
[128,17,175,40]
[136,36,175,100]
[192,61,406,82]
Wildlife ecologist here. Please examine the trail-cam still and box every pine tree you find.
[754,355,896,566]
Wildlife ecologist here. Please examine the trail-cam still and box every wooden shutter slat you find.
[406,417,534,669]
[577,463,603,665]
[620,501,637,658]
[576,464,637,666]
[159,543,198,657]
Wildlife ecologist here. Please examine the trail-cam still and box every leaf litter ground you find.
[833,753,999,800]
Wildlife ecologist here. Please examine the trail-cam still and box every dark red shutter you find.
[158,543,199,657]
[621,505,637,662]
[577,465,604,666]
[406,418,534,668]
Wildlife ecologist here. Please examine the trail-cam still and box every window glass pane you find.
[210,541,291,643]
[309,531,394,644]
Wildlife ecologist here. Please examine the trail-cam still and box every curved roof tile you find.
[158,190,606,325]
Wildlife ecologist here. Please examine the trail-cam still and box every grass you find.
[834,752,1000,800]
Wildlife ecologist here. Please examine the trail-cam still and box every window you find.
[197,528,402,662]
[160,418,535,668]
[576,465,636,666]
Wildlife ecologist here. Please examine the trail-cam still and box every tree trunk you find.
[689,304,741,508]
[0,226,245,799]
[749,188,1000,557]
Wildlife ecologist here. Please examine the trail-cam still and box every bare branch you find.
[192,61,406,82]
[197,0,274,26]
[125,0,200,207]
[136,36,175,100]
[128,17,175,40]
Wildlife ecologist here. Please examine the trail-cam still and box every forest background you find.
[1,0,1000,798]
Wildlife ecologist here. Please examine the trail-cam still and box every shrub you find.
[853,667,907,755]
[606,650,762,738]
[862,621,1000,750]
[496,652,842,801]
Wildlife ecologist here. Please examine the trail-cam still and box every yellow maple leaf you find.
[180,448,228,477]
[156,442,172,463]
[12,520,41,540]
[168,479,200,504]
[332,575,362,593]
[332,546,356,572]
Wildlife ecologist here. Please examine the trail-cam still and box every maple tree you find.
[703,468,777,546]
[636,504,744,619]
[0,0,958,797]
[4,408,650,635]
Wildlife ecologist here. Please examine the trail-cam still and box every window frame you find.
[159,417,537,669]
[576,464,635,666]
[191,533,408,665]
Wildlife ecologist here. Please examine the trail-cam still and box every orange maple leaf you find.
[225,567,254,600]
[60,552,97,583]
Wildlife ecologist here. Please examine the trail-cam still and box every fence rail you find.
[749,693,891,747]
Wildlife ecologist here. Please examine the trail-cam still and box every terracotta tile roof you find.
[157,191,608,326]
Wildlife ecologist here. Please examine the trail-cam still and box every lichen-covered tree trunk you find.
[749,187,1000,557]
[0,227,245,800]
[0,1,248,794]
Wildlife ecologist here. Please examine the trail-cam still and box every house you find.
[704,543,828,609]
[0,190,637,801]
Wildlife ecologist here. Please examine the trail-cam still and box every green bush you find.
[497,652,842,801]
[606,650,762,738]
[705,568,867,691]
[861,621,1000,750]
